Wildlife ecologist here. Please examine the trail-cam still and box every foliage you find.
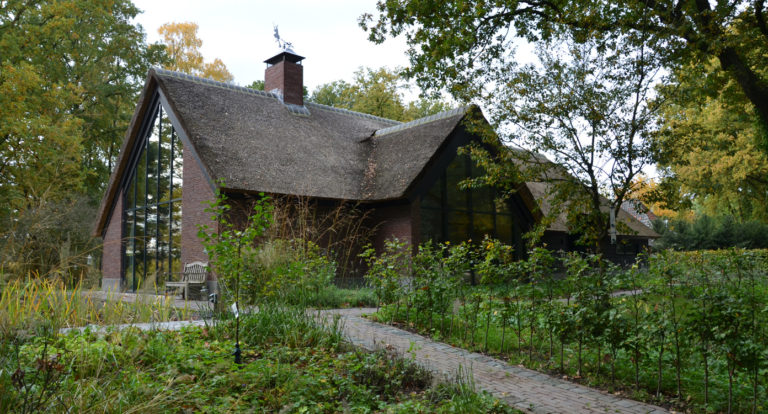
[361,238,412,305]
[197,189,273,307]
[0,0,166,207]
[310,66,450,121]
[360,0,768,248]
[158,21,233,82]
[198,191,369,307]
[1,303,516,413]
[246,239,337,306]
[361,0,768,136]
[366,241,768,413]
[266,196,375,279]
[653,57,768,221]
[467,32,659,249]
[624,175,680,220]
[0,0,166,281]
[652,215,768,250]
[0,197,101,285]
[0,278,190,338]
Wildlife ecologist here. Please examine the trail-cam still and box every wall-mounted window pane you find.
[133,207,146,291]
[158,109,173,203]
[123,210,135,289]
[446,210,471,243]
[420,207,442,244]
[172,130,183,199]
[121,101,183,292]
[473,213,495,241]
[126,171,136,209]
[157,203,170,280]
[135,149,147,207]
[142,204,158,291]
[420,150,521,252]
[146,114,160,205]
[496,214,513,245]
[170,201,182,278]
[422,177,442,209]
[445,156,467,210]
[473,185,495,213]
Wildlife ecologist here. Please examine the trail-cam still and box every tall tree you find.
[654,59,768,222]
[0,0,165,277]
[0,0,165,211]
[158,21,234,82]
[458,34,660,248]
[310,67,449,121]
[361,0,768,140]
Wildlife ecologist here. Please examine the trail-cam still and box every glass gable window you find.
[123,103,183,292]
[420,153,521,252]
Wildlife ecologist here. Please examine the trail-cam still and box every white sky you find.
[131,0,411,92]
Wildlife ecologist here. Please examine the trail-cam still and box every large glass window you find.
[123,103,183,292]
[420,153,521,252]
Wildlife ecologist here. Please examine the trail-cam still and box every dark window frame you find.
[121,99,182,292]
[419,152,518,248]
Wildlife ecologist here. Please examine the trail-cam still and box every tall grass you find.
[0,278,191,336]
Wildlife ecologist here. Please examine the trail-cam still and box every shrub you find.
[247,239,337,306]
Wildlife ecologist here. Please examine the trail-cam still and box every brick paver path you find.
[321,308,668,414]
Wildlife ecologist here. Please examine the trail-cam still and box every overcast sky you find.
[131,0,411,93]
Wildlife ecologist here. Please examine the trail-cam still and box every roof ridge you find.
[153,68,404,123]
[152,67,281,100]
[373,106,471,137]
[306,102,402,125]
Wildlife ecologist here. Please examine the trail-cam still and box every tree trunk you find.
[718,47,768,133]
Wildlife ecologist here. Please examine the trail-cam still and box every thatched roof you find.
[153,69,470,200]
[93,69,471,235]
[93,68,657,240]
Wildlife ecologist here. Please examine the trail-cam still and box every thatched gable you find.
[94,68,475,236]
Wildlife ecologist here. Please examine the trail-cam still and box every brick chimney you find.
[264,50,305,106]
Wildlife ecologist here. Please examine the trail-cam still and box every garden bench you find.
[166,261,208,300]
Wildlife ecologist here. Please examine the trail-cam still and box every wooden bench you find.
[166,261,208,300]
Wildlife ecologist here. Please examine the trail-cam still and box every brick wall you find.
[180,150,216,280]
[101,193,123,291]
[265,60,303,106]
[370,202,414,252]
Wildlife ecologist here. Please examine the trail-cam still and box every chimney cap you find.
[265,50,305,65]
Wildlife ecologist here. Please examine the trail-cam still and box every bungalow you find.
[93,49,657,293]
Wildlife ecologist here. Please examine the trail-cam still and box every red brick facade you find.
[371,202,415,252]
[100,193,123,290]
[265,60,304,106]
[180,150,216,280]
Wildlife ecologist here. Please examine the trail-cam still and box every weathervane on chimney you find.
[273,25,294,53]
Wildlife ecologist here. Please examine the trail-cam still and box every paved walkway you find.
[61,319,209,334]
[321,308,668,414]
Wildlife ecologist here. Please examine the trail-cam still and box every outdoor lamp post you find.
[233,240,242,365]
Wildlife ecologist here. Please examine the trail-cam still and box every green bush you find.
[653,215,768,250]
[365,242,768,413]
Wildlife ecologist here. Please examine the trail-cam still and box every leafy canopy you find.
[653,55,768,222]
[0,0,165,212]
[310,67,450,122]
[158,21,234,82]
[362,0,768,136]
